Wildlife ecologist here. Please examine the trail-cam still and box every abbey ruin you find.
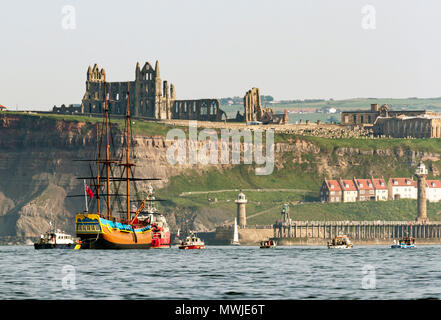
[56,61,226,121]
[52,60,293,125]
[242,87,288,125]
[50,61,441,139]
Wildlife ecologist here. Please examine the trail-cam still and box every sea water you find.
[1,245,440,299]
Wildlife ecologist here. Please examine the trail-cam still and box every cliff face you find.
[0,114,178,238]
[1,113,440,240]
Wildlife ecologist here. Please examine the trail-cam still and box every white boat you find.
[179,233,205,250]
[231,218,240,246]
[34,222,80,250]
[327,234,353,249]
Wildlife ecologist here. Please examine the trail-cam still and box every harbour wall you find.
[273,221,441,245]
[274,237,441,246]
[199,221,441,246]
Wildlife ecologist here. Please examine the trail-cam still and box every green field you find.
[247,199,441,225]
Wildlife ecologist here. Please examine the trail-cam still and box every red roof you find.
[354,178,374,190]
[0,105,6,109]
[372,178,387,190]
[389,178,417,187]
[339,179,357,191]
[325,180,341,191]
[426,180,441,188]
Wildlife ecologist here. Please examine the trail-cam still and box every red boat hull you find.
[178,245,205,250]
[151,231,171,248]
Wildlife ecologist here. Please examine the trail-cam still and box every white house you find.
[388,178,417,200]
[426,180,441,202]
[372,177,388,201]
[339,179,358,202]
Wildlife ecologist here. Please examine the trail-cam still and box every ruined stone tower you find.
[79,60,224,121]
[235,191,247,228]
[81,61,175,119]
[415,162,429,223]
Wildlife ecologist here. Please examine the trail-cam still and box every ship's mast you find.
[103,77,111,220]
[125,90,131,221]
[95,123,101,215]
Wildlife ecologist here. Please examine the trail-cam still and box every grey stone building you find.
[81,61,174,119]
[79,61,225,121]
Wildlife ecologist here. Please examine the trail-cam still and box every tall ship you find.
[74,79,164,249]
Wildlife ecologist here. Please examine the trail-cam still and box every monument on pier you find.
[415,161,429,223]
[235,191,248,228]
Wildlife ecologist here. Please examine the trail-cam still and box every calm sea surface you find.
[1,245,441,300]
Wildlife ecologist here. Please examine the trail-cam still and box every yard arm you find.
[129,190,152,225]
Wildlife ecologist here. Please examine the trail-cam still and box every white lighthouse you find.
[235,191,248,228]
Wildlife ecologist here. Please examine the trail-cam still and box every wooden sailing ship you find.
[74,78,160,249]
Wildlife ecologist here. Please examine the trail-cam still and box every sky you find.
[0,0,440,110]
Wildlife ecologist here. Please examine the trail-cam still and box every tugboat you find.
[391,236,415,248]
[34,222,81,250]
[136,188,171,248]
[327,234,353,249]
[260,239,277,248]
[231,218,240,246]
[179,233,205,250]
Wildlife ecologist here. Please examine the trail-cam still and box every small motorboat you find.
[178,234,205,250]
[327,234,353,249]
[391,236,415,249]
[260,240,277,248]
[34,226,81,250]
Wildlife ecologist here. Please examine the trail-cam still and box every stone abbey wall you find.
[172,99,226,121]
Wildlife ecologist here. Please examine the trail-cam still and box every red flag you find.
[85,185,94,199]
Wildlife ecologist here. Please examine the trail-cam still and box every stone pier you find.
[273,221,441,244]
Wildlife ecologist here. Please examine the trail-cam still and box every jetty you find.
[273,220,441,245]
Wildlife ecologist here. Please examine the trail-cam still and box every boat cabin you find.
[399,236,415,246]
[39,230,75,245]
[331,235,351,246]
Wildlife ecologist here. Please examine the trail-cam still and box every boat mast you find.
[95,123,101,215]
[103,77,111,220]
[125,90,131,221]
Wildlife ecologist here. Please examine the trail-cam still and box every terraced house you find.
[339,179,357,202]
[321,177,389,203]
[320,180,342,203]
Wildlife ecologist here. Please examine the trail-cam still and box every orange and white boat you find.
[178,234,205,250]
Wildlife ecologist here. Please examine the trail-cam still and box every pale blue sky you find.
[0,0,440,110]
